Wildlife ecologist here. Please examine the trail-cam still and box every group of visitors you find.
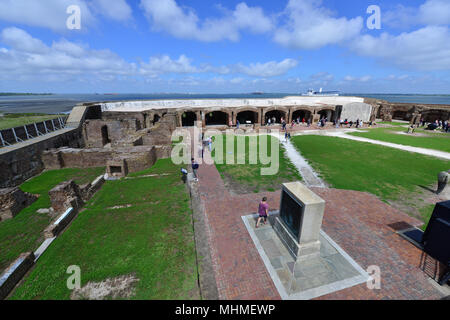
[418,118,449,132]
[335,119,364,128]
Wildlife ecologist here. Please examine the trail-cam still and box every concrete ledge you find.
[187,177,219,300]
[44,207,76,238]
[0,252,35,300]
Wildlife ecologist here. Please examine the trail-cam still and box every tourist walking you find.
[256,197,269,228]
[208,136,212,152]
[191,158,199,181]
[237,120,240,129]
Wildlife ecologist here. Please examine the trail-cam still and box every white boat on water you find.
[301,88,340,97]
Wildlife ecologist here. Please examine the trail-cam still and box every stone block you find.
[0,187,38,221]
[0,252,35,300]
[48,180,84,213]
[44,207,77,238]
[274,182,326,262]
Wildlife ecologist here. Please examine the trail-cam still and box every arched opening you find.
[206,111,228,126]
[152,114,161,125]
[101,125,110,146]
[182,112,197,127]
[318,110,335,121]
[237,111,258,124]
[421,110,449,123]
[392,111,408,121]
[292,110,312,123]
[265,110,286,124]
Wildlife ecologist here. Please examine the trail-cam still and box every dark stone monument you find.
[274,182,325,261]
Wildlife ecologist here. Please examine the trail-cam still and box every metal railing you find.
[0,116,68,148]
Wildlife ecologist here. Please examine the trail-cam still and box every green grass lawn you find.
[10,159,199,300]
[291,135,450,224]
[0,167,105,273]
[377,121,408,126]
[348,126,450,153]
[213,135,302,193]
[0,113,63,130]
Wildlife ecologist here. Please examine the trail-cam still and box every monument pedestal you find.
[274,182,325,262]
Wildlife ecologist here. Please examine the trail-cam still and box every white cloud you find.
[140,55,298,77]
[419,0,450,25]
[273,0,363,49]
[92,0,133,22]
[235,59,298,77]
[140,55,198,75]
[344,75,372,82]
[0,0,96,32]
[351,26,450,71]
[0,0,133,32]
[139,0,273,42]
[0,27,135,78]
[0,27,297,84]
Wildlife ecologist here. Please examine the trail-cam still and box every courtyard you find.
[1,114,449,301]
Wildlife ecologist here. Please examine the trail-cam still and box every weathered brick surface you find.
[44,207,77,238]
[195,159,447,300]
[0,187,38,221]
[0,252,35,300]
[48,180,84,214]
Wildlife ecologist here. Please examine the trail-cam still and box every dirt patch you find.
[392,131,431,138]
[387,183,449,223]
[71,274,139,300]
[220,171,281,195]
[107,204,133,210]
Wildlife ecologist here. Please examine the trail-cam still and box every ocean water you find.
[0,93,449,114]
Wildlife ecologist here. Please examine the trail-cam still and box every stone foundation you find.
[44,207,77,238]
[0,187,38,221]
[0,252,35,300]
[48,180,84,214]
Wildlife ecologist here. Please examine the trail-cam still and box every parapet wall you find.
[0,128,84,188]
[42,145,170,174]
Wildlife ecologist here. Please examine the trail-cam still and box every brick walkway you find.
[194,154,447,300]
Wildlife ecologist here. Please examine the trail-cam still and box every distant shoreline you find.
[0,93,53,96]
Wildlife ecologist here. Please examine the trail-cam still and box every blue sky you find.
[0,0,449,94]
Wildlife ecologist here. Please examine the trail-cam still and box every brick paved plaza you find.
[194,154,448,300]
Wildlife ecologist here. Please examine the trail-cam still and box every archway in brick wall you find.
[182,112,197,127]
[393,111,408,121]
[318,109,335,121]
[152,114,161,125]
[237,111,258,124]
[265,110,286,124]
[292,110,312,122]
[206,111,228,126]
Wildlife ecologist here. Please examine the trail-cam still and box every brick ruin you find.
[0,188,38,221]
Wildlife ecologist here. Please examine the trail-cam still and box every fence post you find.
[34,123,43,136]
[0,131,11,147]
[43,121,49,134]
[24,125,33,139]
[12,128,24,143]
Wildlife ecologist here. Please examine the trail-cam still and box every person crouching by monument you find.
[256,197,269,228]
[191,158,199,182]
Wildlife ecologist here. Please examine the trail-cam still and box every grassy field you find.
[291,135,450,225]
[11,159,199,300]
[0,167,105,273]
[0,113,63,130]
[349,126,450,153]
[213,135,302,193]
